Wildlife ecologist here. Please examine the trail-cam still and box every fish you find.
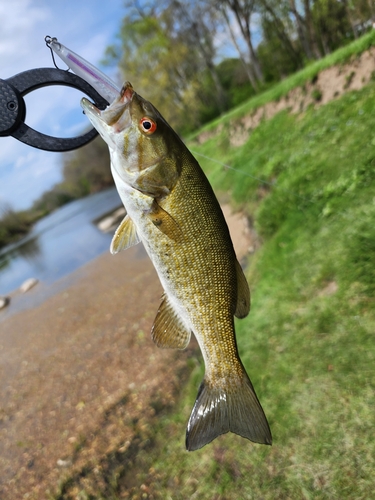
[81,82,272,451]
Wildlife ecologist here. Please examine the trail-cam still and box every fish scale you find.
[81,81,272,451]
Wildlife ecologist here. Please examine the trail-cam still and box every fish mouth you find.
[81,98,105,127]
[81,98,101,119]
[80,97,115,147]
[100,82,134,129]
[81,81,135,138]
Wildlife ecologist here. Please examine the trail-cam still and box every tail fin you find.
[186,372,272,451]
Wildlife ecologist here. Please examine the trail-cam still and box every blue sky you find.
[0,0,125,210]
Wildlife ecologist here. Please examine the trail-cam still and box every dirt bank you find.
[197,46,375,147]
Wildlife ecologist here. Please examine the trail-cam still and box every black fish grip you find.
[0,68,108,152]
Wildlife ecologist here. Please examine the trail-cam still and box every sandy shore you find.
[0,206,253,499]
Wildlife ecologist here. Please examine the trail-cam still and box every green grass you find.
[106,82,375,499]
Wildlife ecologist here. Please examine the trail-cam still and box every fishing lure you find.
[45,36,120,104]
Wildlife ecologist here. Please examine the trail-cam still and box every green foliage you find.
[0,206,36,247]
[189,29,375,144]
[30,189,76,216]
[107,9,215,133]
[257,11,303,82]
[312,0,353,54]
[32,137,112,215]
[60,135,112,197]
[215,58,256,108]
[345,209,375,295]
[104,1,375,139]
[311,87,323,101]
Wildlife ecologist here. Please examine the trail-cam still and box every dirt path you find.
[0,205,251,499]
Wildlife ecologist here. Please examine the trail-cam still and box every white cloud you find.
[0,137,21,165]
[0,147,63,210]
[13,150,38,170]
[0,0,51,75]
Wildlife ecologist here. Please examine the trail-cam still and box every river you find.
[0,187,123,315]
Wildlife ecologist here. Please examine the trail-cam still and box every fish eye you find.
[140,117,157,134]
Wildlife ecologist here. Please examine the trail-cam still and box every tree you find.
[215,57,256,106]
[218,0,264,89]
[259,0,304,69]
[61,136,112,198]
[257,16,302,82]
[170,0,229,114]
[288,0,322,59]
[106,0,227,132]
[312,0,352,55]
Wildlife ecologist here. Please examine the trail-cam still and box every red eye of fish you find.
[140,117,157,134]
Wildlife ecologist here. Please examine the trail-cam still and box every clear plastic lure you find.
[45,36,120,104]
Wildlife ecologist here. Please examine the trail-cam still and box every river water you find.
[0,187,122,298]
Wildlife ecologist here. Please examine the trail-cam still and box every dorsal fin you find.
[234,259,250,319]
[110,215,140,254]
[151,293,191,350]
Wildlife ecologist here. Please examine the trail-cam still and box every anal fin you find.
[151,293,191,350]
[110,214,140,254]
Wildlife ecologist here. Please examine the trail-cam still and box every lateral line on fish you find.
[190,150,312,204]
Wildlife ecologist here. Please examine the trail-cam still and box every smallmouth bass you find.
[81,82,271,451]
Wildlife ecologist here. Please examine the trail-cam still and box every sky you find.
[0,0,126,210]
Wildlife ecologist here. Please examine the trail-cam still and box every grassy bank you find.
[97,78,375,498]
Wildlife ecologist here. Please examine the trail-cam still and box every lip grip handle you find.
[4,68,109,152]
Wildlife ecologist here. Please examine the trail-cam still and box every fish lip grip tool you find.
[0,67,109,152]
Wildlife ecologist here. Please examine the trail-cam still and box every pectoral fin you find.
[147,200,183,241]
[110,215,140,254]
[151,293,191,349]
[234,259,250,318]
